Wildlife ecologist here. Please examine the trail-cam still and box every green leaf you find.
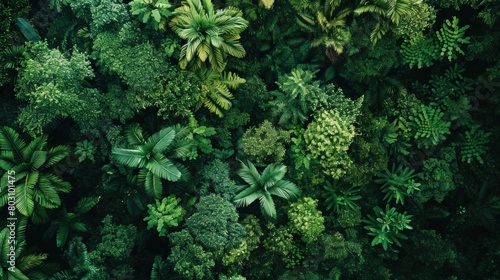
[16,18,41,42]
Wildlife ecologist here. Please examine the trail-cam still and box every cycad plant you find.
[111,124,192,199]
[456,126,491,165]
[0,126,72,219]
[322,180,361,212]
[375,164,420,205]
[233,161,301,221]
[169,0,249,72]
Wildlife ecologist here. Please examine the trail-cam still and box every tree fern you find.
[408,104,451,149]
[169,0,248,72]
[456,126,491,165]
[435,16,470,61]
[401,32,440,69]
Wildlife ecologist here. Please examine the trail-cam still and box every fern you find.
[435,16,470,61]
[401,32,439,69]
[408,104,451,149]
[456,126,491,164]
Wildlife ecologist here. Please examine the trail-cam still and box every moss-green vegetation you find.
[0,0,498,278]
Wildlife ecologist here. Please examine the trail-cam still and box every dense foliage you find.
[0,0,499,279]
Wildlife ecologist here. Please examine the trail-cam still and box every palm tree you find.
[355,0,421,43]
[1,217,52,279]
[111,124,192,199]
[169,0,249,72]
[296,0,353,61]
[0,126,72,220]
[233,161,301,221]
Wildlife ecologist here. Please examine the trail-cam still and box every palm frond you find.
[74,196,100,214]
[112,148,146,168]
[0,126,27,161]
[143,127,176,154]
[125,123,145,146]
[30,151,48,170]
[16,171,38,216]
[140,169,163,198]
[146,154,181,182]
[237,161,261,187]
[259,191,277,220]
[17,253,48,271]
[268,180,301,200]
[43,145,69,168]
[22,135,48,163]
[233,185,261,205]
[261,163,287,189]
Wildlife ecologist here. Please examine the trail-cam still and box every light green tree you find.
[304,109,356,179]
[15,41,101,135]
[242,120,290,164]
[144,195,186,237]
[287,197,325,243]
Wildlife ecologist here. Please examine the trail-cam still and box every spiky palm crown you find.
[111,124,193,198]
[169,0,249,72]
[0,126,72,219]
[233,161,301,221]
